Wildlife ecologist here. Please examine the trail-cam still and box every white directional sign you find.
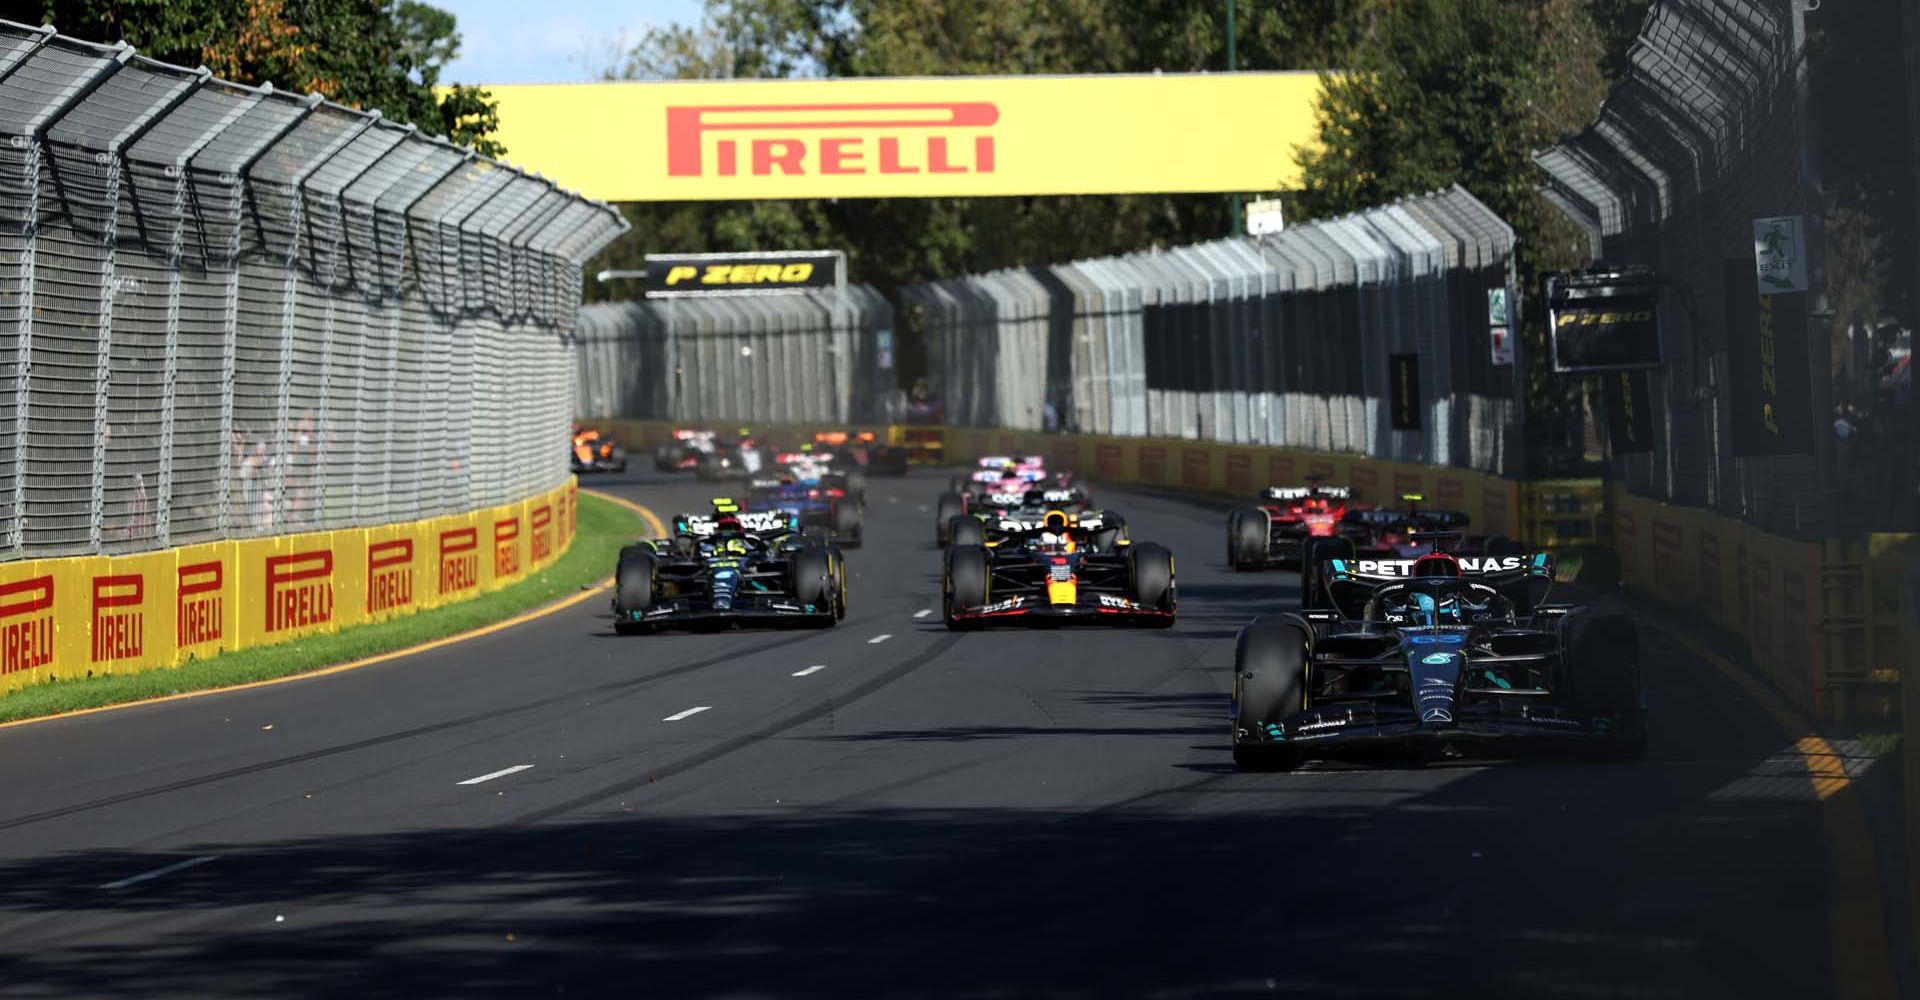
[1752,216,1808,294]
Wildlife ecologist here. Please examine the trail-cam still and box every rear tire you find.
[1229,507,1269,571]
[832,499,862,546]
[935,491,965,546]
[1232,620,1310,770]
[1562,609,1646,758]
[653,444,683,472]
[944,545,990,629]
[950,515,986,548]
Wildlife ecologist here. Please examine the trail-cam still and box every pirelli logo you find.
[440,527,480,596]
[91,574,145,665]
[667,102,998,178]
[0,576,54,675]
[531,505,554,564]
[1226,452,1252,493]
[367,539,415,615]
[267,551,334,634]
[494,517,522,579]
[177,560,224,649]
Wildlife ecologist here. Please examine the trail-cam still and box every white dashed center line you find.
[662,706,712,722]
[100,855,221,890]
[793,664,827,677]
[868,634,893,645]
[458,764,534,786]
[912,609,932,619]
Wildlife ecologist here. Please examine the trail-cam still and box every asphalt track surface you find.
[0,469,1842,998]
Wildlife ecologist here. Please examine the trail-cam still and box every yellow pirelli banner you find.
[0,480,577,696]
[482,73,1325,202]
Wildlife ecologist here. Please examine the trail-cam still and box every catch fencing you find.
[575,286,898,426]
[0,21,626,561]
[1532,0,1871,539]
[902,186,1522,476]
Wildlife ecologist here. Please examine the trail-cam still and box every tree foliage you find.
[29,0,503,155]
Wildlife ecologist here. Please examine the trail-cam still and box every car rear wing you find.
[992,512,1116,537]
[1262,485,1350,501]
[672,510,797,538]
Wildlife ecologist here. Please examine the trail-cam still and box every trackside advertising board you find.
[0,481,576,696]
[479,74,1324,201]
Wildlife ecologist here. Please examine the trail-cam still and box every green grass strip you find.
[0,493,644,725]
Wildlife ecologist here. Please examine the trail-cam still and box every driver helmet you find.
[1034,510,1076,554]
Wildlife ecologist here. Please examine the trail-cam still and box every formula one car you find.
[812,430,910,477]
[935,456,1086,546]
[1230,550,1644,770]
[652,428,715,472]
[748,472,863,547]
[940,484,1096,548]
[571,426,627,473]
[612,501,846,633]
[1226,484,1355,570]
[1296,496,1516,610]
[943,508,1175,628]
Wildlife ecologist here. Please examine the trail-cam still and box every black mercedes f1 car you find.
[1230,549,1644,769]
[611,504,846,634]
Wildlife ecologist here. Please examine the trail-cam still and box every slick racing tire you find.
[935,491,965,546]
[1127,542,1176,625]
[943,544,990,630]
[1228,507,1269,571]
[1300,537,1355,612]
[828,548,850,620]
[1231,619,1310,771]
[653,443,683,472]
[1562,609,1646,759]
[845,469,869,505]
[949,515,986,548]
[832,499,863,546]
[614,546,657,628]
[787,547,836,626]
[948,474,969,495]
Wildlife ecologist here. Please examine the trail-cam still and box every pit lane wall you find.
[0,481,578,696]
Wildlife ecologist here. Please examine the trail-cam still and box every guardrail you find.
[0,20,628,563]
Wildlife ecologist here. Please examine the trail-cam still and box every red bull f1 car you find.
[1230,549,1645,770]
[943,509,1175,628]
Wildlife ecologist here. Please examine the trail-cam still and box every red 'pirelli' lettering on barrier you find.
[91,574,145,664]
[266,551,334,634]
[367,538,415,615]
[1095,443,1123,479]
[1436,477,1466,507]
[177,560,224,649]
[1226,452,1252,493]
[440,528,479,595]
[1138,445,1167,484]
[1180,448,1211,488]
[531,505,554,564]
[0,576,54,675]
[494,518,522,579]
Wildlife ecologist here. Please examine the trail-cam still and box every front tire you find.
[1127,542,1176,625]
[1228,507,1269,571]
[614,546,657,622]
[944,544,990,629]
[950,515,986,548]
[1562,609,1645,758]
[1232,620,1311,770]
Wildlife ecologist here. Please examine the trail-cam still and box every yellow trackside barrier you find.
[0,480,577,697]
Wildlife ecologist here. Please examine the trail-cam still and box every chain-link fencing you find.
[901,186,1522,476]
[0,22,627,561]
[1532,0,1902,539]
[575,286,898,426]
